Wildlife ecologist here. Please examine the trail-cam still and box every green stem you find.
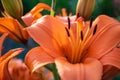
[45,64,53,71]
[50,9,55,16]
[51,64,60,80]
[50,0,56,16]
[18,18,27,28]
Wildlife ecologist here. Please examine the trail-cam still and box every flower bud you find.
[1,0,23,19]
[76,0,95,20]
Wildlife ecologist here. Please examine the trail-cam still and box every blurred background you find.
[0,0,120,80]
[0,0,120,19]
[22,0,120,20]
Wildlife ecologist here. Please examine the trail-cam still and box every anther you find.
[93,25,97,35]
[80,31,84,41]
[90,16,93,28]
[68,17,71,29]
[65,27,70,37]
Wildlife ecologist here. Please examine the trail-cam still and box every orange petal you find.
[27,15,69,57]
[25,47,54,73]
[22,3,51,26]
[30,3,51,16]
[56,16,76,23]
[0,33,8,55]
[0,48,24,80]
[100,46,120,69]
[55,16,76,33]
[86,15,120,58]
[22,13,34,26]
[92,15,119,31]
[18,23,29,42]
[56,16,77,38]
[0,18,29,43]
[55,57,102,80]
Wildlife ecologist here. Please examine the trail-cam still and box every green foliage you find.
[22,0,39,14]
[113,74,120,80]
[21,0,120,20]
[22,0,77,15]
[92,0,116,18]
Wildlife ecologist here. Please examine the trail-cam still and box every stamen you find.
[68,17,71,29]
[65,27,70,37]
[90,16,93,28]
[80,31,84,41]
[93,25,97,35]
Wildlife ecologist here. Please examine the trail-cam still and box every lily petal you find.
[0,18,29,43]
[29,3,51,17]
[56,16,76,23]
[0,33,8,55]
[22,13,34,26]
[55,16,77,32]
[100,46,120,69]
[22,3,51,26]
[86,15,120,59]
[25,47,54,73]
[55,57,102,80]
[27,15,69,57]
[0,48,24,80]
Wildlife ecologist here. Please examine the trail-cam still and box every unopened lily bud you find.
[1,0,23,19]
[76,0,95,20]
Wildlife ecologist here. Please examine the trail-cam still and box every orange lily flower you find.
[0,3,51,44]
[8,58,52,80]
[25,15,120,80]
[0,33,24,80]
[0,18,29,44]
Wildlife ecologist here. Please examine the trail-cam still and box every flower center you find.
[65,17,97,64]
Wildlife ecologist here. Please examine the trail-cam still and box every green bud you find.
[1,0,23,19]
[76,0,95,20]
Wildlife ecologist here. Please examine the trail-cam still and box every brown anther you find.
[90,16,93,28]
[67,17,71,29]
[65,27,70,37]
[80,31,84,41]
[93,25,97,35]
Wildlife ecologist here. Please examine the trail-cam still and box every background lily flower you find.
[25,15,120,80]
[8,58,52,80]
[0,33,24,80]
[0,2,50,44]
[0,18,29,44]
